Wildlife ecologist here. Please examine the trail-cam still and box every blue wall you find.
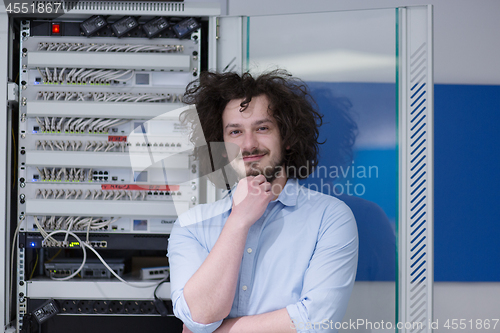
[434,84,500,281]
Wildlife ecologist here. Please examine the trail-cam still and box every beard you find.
[243,148,285,183]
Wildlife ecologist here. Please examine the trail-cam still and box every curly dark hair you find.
[180,69,323,188]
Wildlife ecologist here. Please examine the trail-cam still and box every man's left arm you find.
[210,201,358,333]
[213,308,295,333]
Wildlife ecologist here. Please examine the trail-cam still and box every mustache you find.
[241,149,269,157]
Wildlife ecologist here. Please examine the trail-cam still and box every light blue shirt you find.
[167,178,358,333]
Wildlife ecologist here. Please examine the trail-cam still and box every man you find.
[167,70,358,333]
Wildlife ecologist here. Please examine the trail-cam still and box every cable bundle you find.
[35,189,150,201]
[37,67,134,84]
[37,42,183,53]
[36,91,180,103]
[35,116,130,133]
[35,167,88,182]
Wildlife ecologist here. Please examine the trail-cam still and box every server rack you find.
[1,2,227,332]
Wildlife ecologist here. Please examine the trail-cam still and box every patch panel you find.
[23,215,178,234]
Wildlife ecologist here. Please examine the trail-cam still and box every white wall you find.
[227,0,500,85]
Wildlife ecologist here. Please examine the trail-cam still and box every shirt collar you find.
[224,178,299,210]
[273,178,299,207]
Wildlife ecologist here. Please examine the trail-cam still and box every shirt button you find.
[242,285,247,291]
[247,248,252,254]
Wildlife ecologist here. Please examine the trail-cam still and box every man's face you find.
[222,94,285,183]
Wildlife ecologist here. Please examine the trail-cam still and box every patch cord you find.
[35,189,150,201]
[34,188,181,200]
[35,91,182,103]
[35,224,160,287]
[36,67,134,84]
[37,42,184,53]
[34,116,130,133]
[35,139,184,152]
[35,167,90,182]
[36,140,127,152]
[33,215,119,233]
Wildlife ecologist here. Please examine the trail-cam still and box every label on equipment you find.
[108,136,127,142]
[101,184,180,191]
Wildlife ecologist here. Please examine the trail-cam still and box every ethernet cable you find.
[94,141,105,152]
[133,191,141,200]
[55,189,64,199]
[78,118,94,132]
[98,118,127,131]
[37,67,47,82]
[53,140,64,151]
[57,117,65,130]
[63,117,73,131]
[103,191,113,200]
[64,216,77,240]
[58,67,66,82]
[55,216,65,229]
[94,190,102,200]
[45,67,52,82]
[35,217,162,286]
[44,230,87,281]
[84,243,160,288]
[74,217,93,230]
[33,216,58,245]
[56,168,64,180]
[88,118,105,131]
[104,142,118,152]
[89,217,119,230]
[84,141,93,151]
[65,68,76,82]
[113,191,125,200]
[46,216,56,229]
[110,69,135,82]
[64,190,73,200]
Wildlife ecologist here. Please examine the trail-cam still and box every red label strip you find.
[108,136,128,142]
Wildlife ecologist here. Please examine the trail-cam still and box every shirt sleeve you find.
[286,201,359,333]
[167,217,223,333]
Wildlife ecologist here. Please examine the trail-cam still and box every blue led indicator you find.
[30,242,35,247]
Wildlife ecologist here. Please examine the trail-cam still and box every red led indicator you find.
[52,24,60,34]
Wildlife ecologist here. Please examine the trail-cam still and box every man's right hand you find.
[230,175,274,228]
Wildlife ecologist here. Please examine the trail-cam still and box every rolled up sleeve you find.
[168,218,223,333]
[286,202,359,333]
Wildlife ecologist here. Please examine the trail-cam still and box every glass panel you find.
[247,9,397,332]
